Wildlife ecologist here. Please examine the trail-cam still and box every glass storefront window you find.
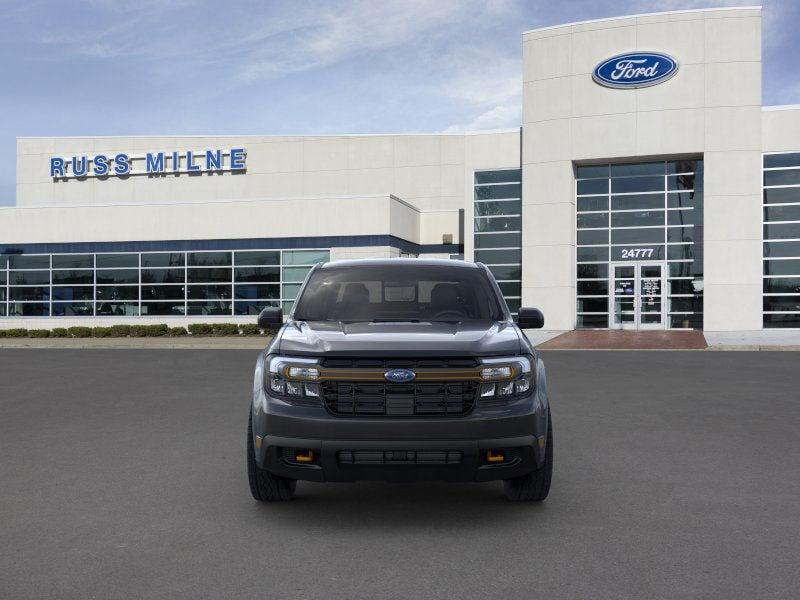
[763,152,800,328]
[576,159,704,329]
[474,169,522,313]
[0,248,330,321]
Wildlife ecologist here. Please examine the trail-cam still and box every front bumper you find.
[251,388,549,483]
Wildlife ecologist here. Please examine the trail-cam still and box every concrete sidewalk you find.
[704,330,800,351]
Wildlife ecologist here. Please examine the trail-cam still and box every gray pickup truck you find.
[247,258,552,501]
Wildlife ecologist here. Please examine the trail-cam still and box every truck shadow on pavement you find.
[248,481,550,530]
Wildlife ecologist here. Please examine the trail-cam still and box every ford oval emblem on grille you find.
[385,368,415,383]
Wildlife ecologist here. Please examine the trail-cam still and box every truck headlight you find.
[478,356,534,399]
[265,356,322,402]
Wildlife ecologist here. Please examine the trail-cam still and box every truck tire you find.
[247,413,296,502]
[503,411,553,501]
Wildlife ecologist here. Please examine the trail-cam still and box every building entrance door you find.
[610,262,666,330]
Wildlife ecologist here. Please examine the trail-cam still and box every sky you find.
[1,0,799,206]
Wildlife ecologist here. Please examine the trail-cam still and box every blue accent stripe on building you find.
[0,235,462,256]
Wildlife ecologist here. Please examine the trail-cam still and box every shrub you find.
[168,326,188,336]
[51,328,70,338]
[188,323,213,336]
[145,324,169,337]
[129,325,148,337]
[239,323,261,336]
[6,328,28,337]
[212,323,239,336]
[67,326,93,338]
[109,324,132,337]
[0,330,5,338]
[92,327,113,338]
[28,329,51,338]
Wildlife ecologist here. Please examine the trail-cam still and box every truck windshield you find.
[293,264,504,323]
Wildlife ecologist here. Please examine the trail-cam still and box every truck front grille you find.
[322,380,478,417]
[319,357,480,417]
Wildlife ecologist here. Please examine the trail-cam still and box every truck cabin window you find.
[293,265,504,323]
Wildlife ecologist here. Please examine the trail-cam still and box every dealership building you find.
[2,6,800,332]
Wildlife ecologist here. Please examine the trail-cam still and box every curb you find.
[0,338,271,350]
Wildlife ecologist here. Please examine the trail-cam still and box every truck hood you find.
[276,320,522,357]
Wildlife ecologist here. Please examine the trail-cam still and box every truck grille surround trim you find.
[319,357,480,417]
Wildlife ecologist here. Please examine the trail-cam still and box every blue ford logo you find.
[385,369,415,383]
[593,52,678,89]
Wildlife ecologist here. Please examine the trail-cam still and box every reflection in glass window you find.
[96,302,139,316]
[474,216,521,233]
[140,269,182,284]
[97,269,139,284]
[234,285,280,300]
[187,252,232,266]
[234,267,280,283]
[96,286,139,301]
[141,302,185,316]
[187,302,232,315]
[282,266,312,283]
[141,286,186,300]
[187,285,232,300]
[52,270,94,285]
[9,303,49,316]
[10,271,50,285]
[235,300,279,316]
[141,253,184,268]
[283,250,329,266]
[52,302,94,316]
[96,254,138,268]
[577,213,609,229]
[9,255,49,269]
[52,254,93,269]
[52,286,94,301]
[187,268,231,283]
[10,287,50,301]
[234,251,279,266]
[474,200,521,217]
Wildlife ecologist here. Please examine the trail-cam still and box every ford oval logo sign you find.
[385,369,415,383]
[593,52,678,89]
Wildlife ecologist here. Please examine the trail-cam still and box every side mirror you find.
[516,307,544,329]
[257,306,283,329]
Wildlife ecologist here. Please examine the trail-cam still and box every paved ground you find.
[539,329,708,350]
[1,350,798,600]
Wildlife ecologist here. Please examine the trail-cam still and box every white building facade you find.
[2,6,800,331]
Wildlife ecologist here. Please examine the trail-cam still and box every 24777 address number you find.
[619,248,655,259]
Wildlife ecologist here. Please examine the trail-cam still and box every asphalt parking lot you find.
[1,349,798,600]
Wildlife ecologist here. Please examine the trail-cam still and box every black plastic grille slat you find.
[337,450,463,465]
[323,380,478,417]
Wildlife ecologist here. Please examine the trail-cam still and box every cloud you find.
[234,0,471,82]
[442,103,521,132]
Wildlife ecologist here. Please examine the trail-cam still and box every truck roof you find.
[318,258,480,269]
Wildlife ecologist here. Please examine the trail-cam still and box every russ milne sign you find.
[592,52,678,89]
[49,148,246,179]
